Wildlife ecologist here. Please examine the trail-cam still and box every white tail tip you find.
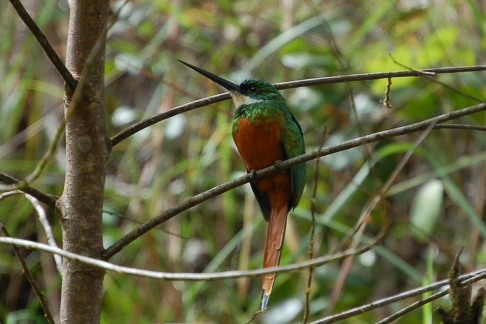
[260,291,270,310]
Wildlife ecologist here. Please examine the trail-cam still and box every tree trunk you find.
[56,1,110,323]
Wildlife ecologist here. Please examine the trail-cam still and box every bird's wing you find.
[280,113,306,209]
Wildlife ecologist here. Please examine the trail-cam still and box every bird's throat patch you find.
[230,91,263,109]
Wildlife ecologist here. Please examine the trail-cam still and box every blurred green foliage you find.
[1,0,486,323]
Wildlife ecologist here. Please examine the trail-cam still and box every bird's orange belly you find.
[233,117,287,171]
[233,117,291,198]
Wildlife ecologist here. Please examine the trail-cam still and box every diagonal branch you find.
[8,0,77,90]
[102,102,486,260]
[110,93,229,146]
[26,120,66,184]
[110,64,486,146]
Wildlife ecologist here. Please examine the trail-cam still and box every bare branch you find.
[1,231,382,281]
[110,93,230,146]
[102,103,486,260]
[110,64,486,147]
[8,0,77,90]
[434,124,486,131]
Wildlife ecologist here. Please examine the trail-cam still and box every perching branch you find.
[102,102,486,260]
[8,0,77,90]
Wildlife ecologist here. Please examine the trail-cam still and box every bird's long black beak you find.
[178,60,241,93]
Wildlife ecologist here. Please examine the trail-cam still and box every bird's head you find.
[179,60,283,109]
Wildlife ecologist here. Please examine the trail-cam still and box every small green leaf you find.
[410,179,443,242]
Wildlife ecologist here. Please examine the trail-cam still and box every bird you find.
[179,60,306,310]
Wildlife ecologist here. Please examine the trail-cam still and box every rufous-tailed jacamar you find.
[180,60,306,310]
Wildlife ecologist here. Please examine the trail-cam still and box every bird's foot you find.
[249,169,258,183]
[273,160,284,173]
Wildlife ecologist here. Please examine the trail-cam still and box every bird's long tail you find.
[261,205,288,310]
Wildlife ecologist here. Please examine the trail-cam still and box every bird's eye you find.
[249,86,257,93]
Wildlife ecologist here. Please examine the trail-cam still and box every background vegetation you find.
[1,0,486,323]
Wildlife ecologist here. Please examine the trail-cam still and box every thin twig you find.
[246,309,267,324]
[0,225,56,324]
[434,124,486,131]
[8,0,77,90]
[102,103,486,260]
[0,173,58,208]
[389,55,485,104]
[26,121,66,184]
[381,77,393,108]
[303,129,327,324]
[0,190,23,200]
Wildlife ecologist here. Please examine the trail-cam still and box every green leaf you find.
[410,180,443,242]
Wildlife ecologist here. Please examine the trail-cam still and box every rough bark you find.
[56,1,110,323]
